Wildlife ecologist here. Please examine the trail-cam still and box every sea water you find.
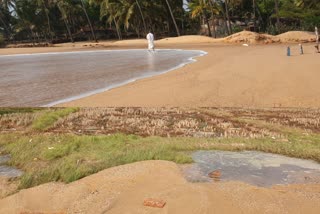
[0,49,206,107]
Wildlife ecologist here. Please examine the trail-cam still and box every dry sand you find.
[58,42,320,108]
[4,32,317,108]
[0,161,319,214]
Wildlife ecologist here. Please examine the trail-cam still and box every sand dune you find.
[116,31,317,45]
[276,31,316,43]
[224,30,316,44]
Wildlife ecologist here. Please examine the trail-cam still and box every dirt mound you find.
[276,31,316,43]
[224,31,277,44]
[224,30,316,44]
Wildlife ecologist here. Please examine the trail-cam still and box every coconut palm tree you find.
[80,0,97,42]
[0,0,16,40]
[56,0,74,42]
[135,0,147,34]
[189,0,213,37]
[274,0,280,32]
[224,0,232,34]
[36,0,54,42]
[165,0,180,36]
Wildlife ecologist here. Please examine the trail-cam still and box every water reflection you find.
[183,151,320,187]
[0,155,23,178]
[0,49,205,107]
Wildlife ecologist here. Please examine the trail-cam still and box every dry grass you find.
[1,107,320,195]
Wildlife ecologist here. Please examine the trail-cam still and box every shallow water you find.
[183,151,320,187]
[0,49,205,107]
[0,155,23,178]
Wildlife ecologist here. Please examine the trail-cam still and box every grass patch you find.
[0,131,320,190]
[0,108,43,116]
[32,108,79,131]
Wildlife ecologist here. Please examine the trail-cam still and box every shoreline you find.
[60,42,320,108]
[1,35,320,108]
[42,49,207,107]
[0,48,206,107]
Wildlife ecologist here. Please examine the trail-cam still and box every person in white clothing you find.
[146,31,155,51]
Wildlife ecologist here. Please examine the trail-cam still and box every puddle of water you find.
[0,155,23,178]
[182,151,320,187]
[0,155,11,165]
[0,166,23,178]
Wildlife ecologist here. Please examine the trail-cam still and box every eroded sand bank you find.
[0,160,319,214]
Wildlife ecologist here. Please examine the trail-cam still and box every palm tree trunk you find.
[253,0,256,32]
[113,18,122,40]
[41,0,53,43]
[29,28,36,46]
[222,10,229,35]
[225,0,232,34]
[63,19,74,43]
[165,0,180,36]
[207,0,216,38]
[274,0,280,33]
[211,17,216,38]
[80,0,98,42]
[203,13,212,37]
[135,0,147,35]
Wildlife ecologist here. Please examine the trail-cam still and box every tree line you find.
[0,0,319,45]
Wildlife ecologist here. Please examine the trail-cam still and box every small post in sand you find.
[315,27,319,53]
[287,46,291,56]
[299,44,304,55]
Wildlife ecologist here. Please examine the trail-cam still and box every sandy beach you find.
[59,42,320,108]
[2,34,319,108]
[1,33,320,213]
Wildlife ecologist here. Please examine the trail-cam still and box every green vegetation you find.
[0,129,320,189]
[1,107,320,191]
[0,107,43,116]
[0,0,319,43]
[32,108,79,131]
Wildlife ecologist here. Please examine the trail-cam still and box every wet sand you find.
[0,49,204,107]
[0,160,319,214]
[59,42,320,108]
[1,37,320,108]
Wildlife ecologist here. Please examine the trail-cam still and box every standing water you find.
[183,151,320,187]
[0,154,23,178]
[0,49,205,107]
